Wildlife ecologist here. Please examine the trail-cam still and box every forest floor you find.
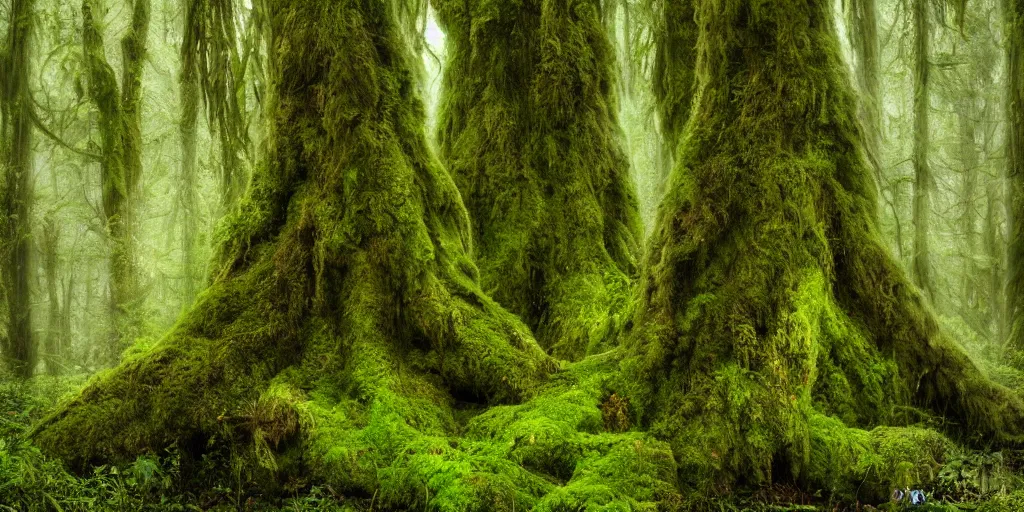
[2,317,1024,511]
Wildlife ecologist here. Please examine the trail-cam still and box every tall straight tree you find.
[434,0,644,360]
[81,0,150,359]
[1005,0,1024,352]
[1,0,36,377]
[912,0,936,302]
[177,0,203,308]
[653,0,697,180]
[625,0,1024,495]
[845,0,882,172]
[34,4,554,504]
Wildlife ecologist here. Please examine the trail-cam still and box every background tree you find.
[80,0,151,359]
[912,0,937,302]
[1005,0,1024,353]
[1,0,37,377]
[434,0,644,360]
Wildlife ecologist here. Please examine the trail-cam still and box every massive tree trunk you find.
[1,0,36,378]
[625,0,1024,498]
[41,215,72,375]
[957,97,983,331]
[1005,0,1024,352]
[433,0,644,360]
[81,0,150,360]
[34,1,555,506]
[912,0,936,303]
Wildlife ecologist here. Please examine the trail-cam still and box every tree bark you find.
[1,0,36,378]
[434,0,644,360]
[178,0,203,308]
[81,0,150,360]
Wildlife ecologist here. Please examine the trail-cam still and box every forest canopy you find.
[2,0,1024,510]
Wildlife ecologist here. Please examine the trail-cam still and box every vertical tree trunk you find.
[846,0,882,165]
[178,0,202,308]
[434,0,644,360]
[81,0,150,360]
[958,100,982,326]
[986,179,1006,343]
[1,0,36,378]
[912,0,935,303]
[1005,0,1024,351]
[652,0,696,182]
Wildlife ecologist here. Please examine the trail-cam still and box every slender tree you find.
[1,0,36,378]
[912,0,936,302]
[845,0,882,173]
[625,0,1024,497]
[434,0,644,360]
[1005,0,1024,351]
[80,0,151,359]
[178,0,203,308]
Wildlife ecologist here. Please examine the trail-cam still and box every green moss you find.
[433,0,643,360]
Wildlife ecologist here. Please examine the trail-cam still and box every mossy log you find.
[433,0,644,361]
[624,0,1024,499]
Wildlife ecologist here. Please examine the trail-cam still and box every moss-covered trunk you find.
[1005,0,1024,352]
[653,0,696,182]
[34,1,554,506]
[912,0,936,303]
[1,0,36,378]
[81,0,150,359]
[625,0,1024,498]
[177,0,203,309]
[433,0,643,360]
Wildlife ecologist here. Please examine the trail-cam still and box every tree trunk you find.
[34,4,554,507]
[433,0,644,360]
[625,0,1024,498]
[957,99,983,332]
[912,0,935,303]
[81,0,150,360]
[1005,0,1024,352]
[41,215,68,375]
[178,0,203,308]
[1,0,36,378]
[653,0,697,184]
[987,178,1006,343]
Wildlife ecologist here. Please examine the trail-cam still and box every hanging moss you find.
[433,0,644,361]
[623,0,1024,500]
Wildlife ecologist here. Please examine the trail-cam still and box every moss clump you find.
[31,0,555,504]
[624,0,1024,499]
[433,0,644,360]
